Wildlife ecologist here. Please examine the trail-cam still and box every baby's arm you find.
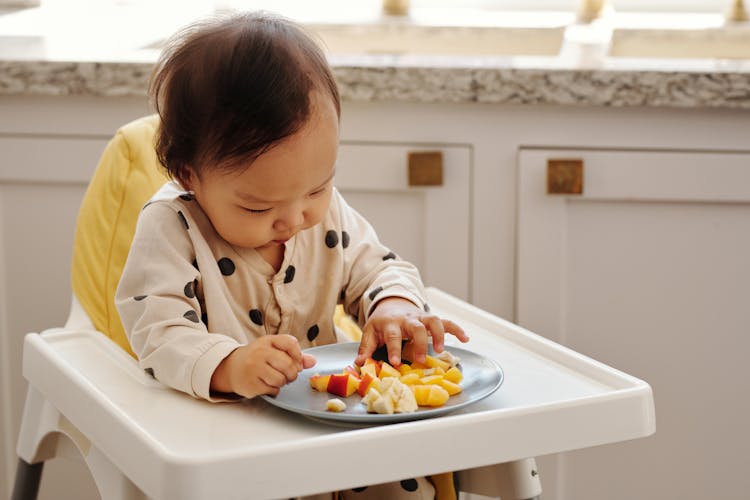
[331,190,468,366]
[211,335,316,398]
[356,297,469,367]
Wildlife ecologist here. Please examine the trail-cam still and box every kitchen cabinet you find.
[517,148,750,500]
[337,142,471,301]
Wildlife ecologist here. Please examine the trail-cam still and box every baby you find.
[115,11,468,498]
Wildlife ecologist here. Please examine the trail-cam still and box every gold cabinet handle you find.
[547,158,584,195]
[408,151,443,187]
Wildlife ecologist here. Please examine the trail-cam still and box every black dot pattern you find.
[400,479,418,492]
[325,230,339,248]
[249,309,263,326]
[177,211,189,230]
[144,367,155,378]
[352,486,368,492]
[307,324,319,342]
[218,257,235,276]
[184,281,195,299]
[134,295,147,301]
[424,303,431,312]
[341,231,350,248]
[183,310,199,323]
[383,251,397,261]
[284,265,296,283]
[368,286,383,301]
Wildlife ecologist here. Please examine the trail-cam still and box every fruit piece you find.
[444,366,463,384]
[378,362,400,379]
[357,373,380,397]
[399,372,420,385]
[439,379,463,396]
[344,365,360,378]
[327,373,358,397]
[362,378,416,414]
[309,373,331,392]
[398,364,412,375]
[437,350,461,367]
[419,374,444,385]
[326,398,347,412]
[360,358,380,378]
[426,385,450,406]
[411,384,450,407]
[372,393,395,414]
[425,354,451,371]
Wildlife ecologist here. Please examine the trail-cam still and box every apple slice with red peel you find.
[357,372,382,397]
[309,373,331,392]
[326,373,359,397]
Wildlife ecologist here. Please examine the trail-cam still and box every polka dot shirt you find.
[115,182,426,401]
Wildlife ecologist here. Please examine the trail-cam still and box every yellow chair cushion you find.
[71,115,167,357]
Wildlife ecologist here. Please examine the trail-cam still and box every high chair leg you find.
[14,385,147,499]
[86,446,147,500]
[457,458,542,500]
[11,459,44,500]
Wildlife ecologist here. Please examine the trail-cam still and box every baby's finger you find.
[420,314,446,353]
[259,364,288,389]
[442,319,470,343]
[405,318,429,364]
[302,353,317,369]
[271,334,304,368]
[266,349,303,383]
[356,324,378,365]
[383,322,404,366]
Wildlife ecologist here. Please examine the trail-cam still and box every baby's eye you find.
[310,186,328,197]
[244,207,271,214]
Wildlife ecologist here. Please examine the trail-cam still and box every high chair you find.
[12,115,654,500]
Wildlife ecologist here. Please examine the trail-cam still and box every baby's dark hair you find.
[149,11,340,185]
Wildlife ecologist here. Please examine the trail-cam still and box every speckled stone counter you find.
[3,53,750,109]
[2,5,750,109]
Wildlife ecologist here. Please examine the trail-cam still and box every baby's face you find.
[187,92,339,251]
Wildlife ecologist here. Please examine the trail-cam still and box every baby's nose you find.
[274,208,304,231]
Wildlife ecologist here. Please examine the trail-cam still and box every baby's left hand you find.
[355,297,469,367]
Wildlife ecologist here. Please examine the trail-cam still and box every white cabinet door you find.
[517,149,750,500]
[336,142,471,301]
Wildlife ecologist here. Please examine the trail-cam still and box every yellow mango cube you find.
[420,375,444,385]
[439,379,462,396]
[399,373,420,385]
[411,384,450,407]
[444,367,463,384]
[425,355,451,371]
[379,362,400,379]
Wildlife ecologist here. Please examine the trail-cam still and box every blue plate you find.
[261,342,503,424]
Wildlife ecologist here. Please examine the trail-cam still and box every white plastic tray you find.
[23,288,654,499]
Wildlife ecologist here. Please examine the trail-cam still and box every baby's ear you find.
[176,166,196,191]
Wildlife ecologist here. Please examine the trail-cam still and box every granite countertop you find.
[1,5,750,109]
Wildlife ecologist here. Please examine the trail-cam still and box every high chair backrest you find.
[71,115,167,357]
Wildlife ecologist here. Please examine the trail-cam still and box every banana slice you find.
[326,398,347,412]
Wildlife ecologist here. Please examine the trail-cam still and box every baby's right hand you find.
[210,334,316,399]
